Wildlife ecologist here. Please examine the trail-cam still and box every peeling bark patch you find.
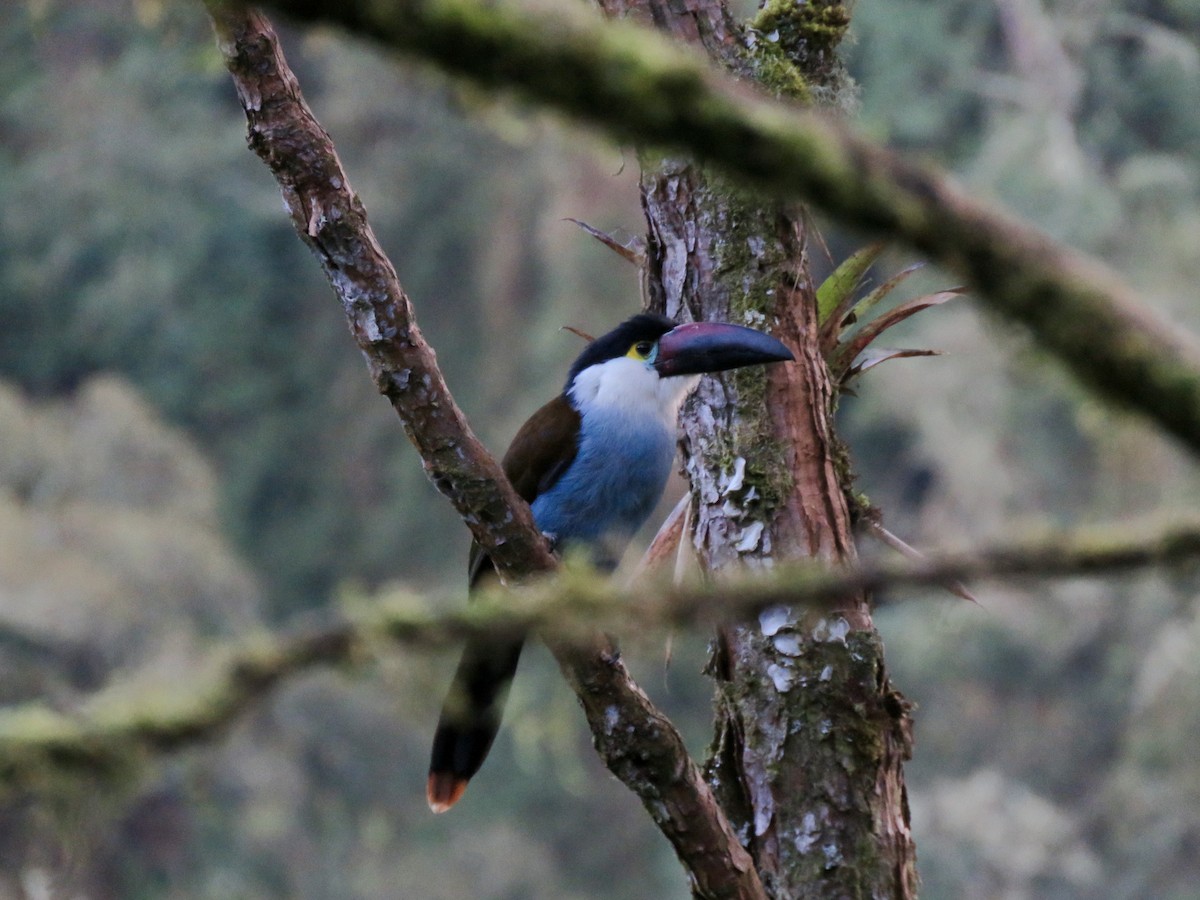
[794,811,819,853]
[759,605,795,636]
[772,633,801,656]
[766,663,794,692]
[812,615,851,644]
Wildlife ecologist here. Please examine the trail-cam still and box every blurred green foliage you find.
[1,0,1200,896]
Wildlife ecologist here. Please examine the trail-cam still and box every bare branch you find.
[548,637,764,900]
[219,0,1200,455]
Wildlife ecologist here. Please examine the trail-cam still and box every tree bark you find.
[601,1,918,895]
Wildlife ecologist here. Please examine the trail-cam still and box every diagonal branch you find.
[215,0,1200,456]
[204,8,763,897]
[206,7,556,584]
[549,637,763,899]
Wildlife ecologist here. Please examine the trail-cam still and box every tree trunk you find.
[603,2,919,895]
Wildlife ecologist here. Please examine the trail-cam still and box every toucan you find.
[427,313,794,812]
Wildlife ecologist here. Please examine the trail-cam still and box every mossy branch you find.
[212,0,1200,456]
[6,516,1200,786]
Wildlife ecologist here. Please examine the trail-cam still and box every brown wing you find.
[468,395,581,587]
[500,394,581,502]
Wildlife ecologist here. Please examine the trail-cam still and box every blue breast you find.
[530,407,675,567]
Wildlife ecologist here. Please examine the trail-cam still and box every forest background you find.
[1,0,1199,896]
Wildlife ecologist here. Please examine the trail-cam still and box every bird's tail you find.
[427,635,525,813]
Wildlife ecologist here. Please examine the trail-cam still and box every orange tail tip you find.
[427,772,469,813]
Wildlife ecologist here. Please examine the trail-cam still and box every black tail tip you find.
[427,771,469,813]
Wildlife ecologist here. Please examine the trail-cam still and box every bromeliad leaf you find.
[831,289,965,379]
[861,518,978,604]
[841,348,943,384]
[844,262,925,331]
[817,243,885,339]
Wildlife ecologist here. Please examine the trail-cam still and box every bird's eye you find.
[633,341,654,358]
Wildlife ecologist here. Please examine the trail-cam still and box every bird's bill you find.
[654,322,794,377]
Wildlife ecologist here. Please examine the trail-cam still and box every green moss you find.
[777,630,892,887]
[736,372,794,512]
[830,431,869,521]
[692,362,792,520]
[747,0,852,103]
[751,0,852,58]
[680,173,799,521]
[0,705,134,794]
[747,39,813,103]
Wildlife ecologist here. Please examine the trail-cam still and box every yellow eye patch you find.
[626,341,655,360]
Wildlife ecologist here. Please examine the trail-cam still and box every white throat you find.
[568,357,701,427]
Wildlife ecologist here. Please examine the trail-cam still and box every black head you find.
[564,313,794,392]
[564,314,676,391]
